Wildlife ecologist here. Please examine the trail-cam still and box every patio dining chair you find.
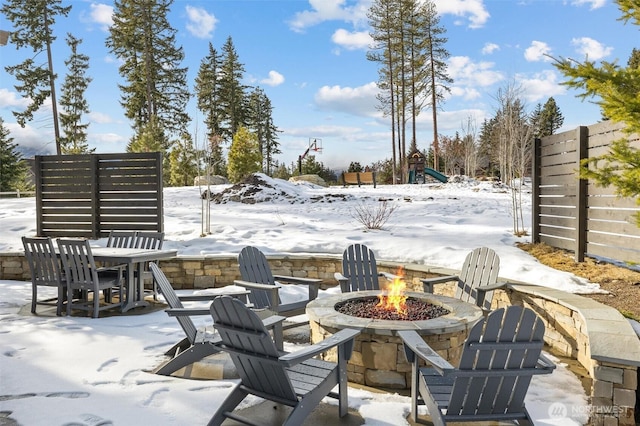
[106,230,137,248]
[57,238,125,318]
[133,231,164,300]
[22,236,67,316]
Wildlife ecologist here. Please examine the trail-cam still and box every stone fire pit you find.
[306,290,483,389]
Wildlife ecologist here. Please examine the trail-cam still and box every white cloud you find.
[314,82,381,118]
[288,0,369,33]
[5,122,55,153]
[185,6,217,39]
[87,112,114,124]
[260,71,285,87]
[481,43,499,55]
[0,88,29,109]
[571,37,613,60]
[524,41,552,62]
[448,56,504,90]
[89,3,114,31]
[571,0,606,10]
[433,0,490,29]
[516,70,566,103]
[91,132,128,145]
[331,29,372,50]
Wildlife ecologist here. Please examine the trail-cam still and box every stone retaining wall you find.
[2,252,638,424]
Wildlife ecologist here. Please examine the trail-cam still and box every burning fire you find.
[377,268,407,315]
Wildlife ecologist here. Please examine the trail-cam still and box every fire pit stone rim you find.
[306,290,483,336]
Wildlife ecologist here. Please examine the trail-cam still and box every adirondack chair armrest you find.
[273,275,321,285]
[178,289,250,304]
[397,330,455,375]
[166,307,211,316]
[274,275,321,301]
[420,275,459,293]
[234,279,281,310]
[334,272,349,292]
[279,328,361,367]
[476,281,509,292]
[536,352,556,373]
[380,271,402,282]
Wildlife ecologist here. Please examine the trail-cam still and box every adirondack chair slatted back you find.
[134,232,164,249]
[22,236,66,315]
[456,247,500,311]
[149,263,197,344]
[448,306,545,417]
[238,246,279,309]
[107,231,137,248]
[341,243,380,292]
[210,296,297,402]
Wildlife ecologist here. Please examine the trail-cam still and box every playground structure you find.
[298,138,322,174]
[407,150,448,183]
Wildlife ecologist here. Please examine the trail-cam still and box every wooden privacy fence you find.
[35,152,163,239]
[533,121,640,264]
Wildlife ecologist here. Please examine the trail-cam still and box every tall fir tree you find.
[0,118,29,192]
[219,36,248,144]
[194,42,225,175]
[59,33,93,154]
[1,0,71,154]
[106,0,190,151]
[247,87,280,175]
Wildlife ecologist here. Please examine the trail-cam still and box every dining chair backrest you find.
[134,231,164,250]
[22,236,66,315]
[22,236,63,287]
[107,231,137,248]
[57,239,99,288]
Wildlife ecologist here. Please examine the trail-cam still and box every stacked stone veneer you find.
[2,252,639,424]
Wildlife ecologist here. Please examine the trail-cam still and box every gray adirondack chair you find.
[234,245,322,321]
[334,243,401,292]
[149,262,284,376]
[22,236,67,316]
[421,247,503,311]
[399,305,555,425]
[207,295,360,426]
[56,238,125,318]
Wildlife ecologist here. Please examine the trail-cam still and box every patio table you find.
[89,247,178,312]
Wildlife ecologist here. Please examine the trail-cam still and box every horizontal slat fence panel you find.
[35,152,163,239]
[533,122,640,264]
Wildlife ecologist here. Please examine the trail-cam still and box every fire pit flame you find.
[376,268,407,315]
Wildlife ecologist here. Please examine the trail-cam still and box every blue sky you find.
[0,0,636,171]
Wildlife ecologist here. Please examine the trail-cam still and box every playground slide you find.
[424,167,448,183]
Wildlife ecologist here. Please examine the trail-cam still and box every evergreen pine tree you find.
[219,37,248,144]
[59,33,93,154]
[0,118,29,192]
[1,0,71,154]
[247,87,280,175]
[227,126,261,183]
[106,0,190,149]
[168,133,198,187]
